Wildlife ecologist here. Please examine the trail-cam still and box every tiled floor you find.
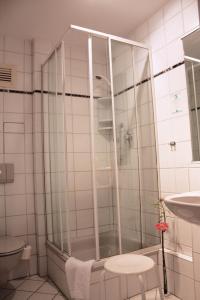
[0,276,180,300]
[131,288,180,300]
[0,275,66,300]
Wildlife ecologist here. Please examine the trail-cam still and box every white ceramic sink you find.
[164,191,200,224]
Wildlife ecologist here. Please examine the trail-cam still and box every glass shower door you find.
[48,51,62,249]
[43,26,160,260]
[43,43,70,253]
[110,40,142,253]
[89,36,120,259]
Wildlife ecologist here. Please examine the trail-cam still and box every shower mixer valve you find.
[125,130,133,146]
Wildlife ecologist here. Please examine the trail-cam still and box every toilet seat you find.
[0,236,25,257]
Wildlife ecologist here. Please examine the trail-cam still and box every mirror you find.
[183,29,200,161]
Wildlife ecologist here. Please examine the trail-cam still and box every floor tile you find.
[37,281,58,295]
[0,289,12,300]
[130,289,157,300]
[0,276,63,300]
[168,296,180,300]
[17,279,44,292]
[29,292,54,300]
[4,290,33,300]
[54,294,67,300]
[130,295,143,300]
[130,289,180,300]
[2,279,25,290]
[28,275,47,282]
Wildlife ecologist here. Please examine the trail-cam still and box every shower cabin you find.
[42,25,160,261]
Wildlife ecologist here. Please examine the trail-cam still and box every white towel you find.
[65,257,94,300]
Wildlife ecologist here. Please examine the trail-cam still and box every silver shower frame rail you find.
[42,24,161,260]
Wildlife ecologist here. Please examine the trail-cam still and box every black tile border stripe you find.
[38,90,90,98]
[154,61,184,78]
[115,60,185,97]
[0,89,32,95]
[0,88,90,98]
[0,60,185,98]
[191,106,200,112]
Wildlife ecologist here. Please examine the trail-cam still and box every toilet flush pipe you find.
[21,245,32,260]
[21,245,32,277]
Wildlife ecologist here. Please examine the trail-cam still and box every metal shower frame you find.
[42,24,161,260]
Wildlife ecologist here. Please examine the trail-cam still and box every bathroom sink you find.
[164,191,200,224]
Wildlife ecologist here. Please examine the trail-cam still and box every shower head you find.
[95,74,111,86]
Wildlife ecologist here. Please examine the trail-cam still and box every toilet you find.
[0,236,26,286]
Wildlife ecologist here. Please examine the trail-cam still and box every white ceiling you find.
[0,0,168,43]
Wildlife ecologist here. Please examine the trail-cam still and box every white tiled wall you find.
[0,35,37,277]
[129,0,200,298]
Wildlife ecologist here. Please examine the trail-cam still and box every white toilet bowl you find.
[0,236,25,286]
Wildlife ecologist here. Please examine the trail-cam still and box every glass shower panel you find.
[56,44,70,254]
[43,61,53,244]
[111,41,141,253]
[48,51,62,249]
[43,45,68,251]
[134,47,160,247]
[42,26,160,260]
[63,31,97,261]
[92,37,119,258]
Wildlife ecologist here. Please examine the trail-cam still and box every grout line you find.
[27,291,35,299]
[7,276,61,299]
[27,279,59,299]
[27,279,46,296]
[16,279,44,291]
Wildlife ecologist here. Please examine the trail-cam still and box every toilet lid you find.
[0,236,25,255]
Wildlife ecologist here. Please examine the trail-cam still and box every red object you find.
[155,222,169,232]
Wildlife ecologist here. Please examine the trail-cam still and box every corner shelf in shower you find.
[99,119,112,123]
[97,184,112,189]
[98,126,113,131]
[98,119,113,131]
[96,166,111,171]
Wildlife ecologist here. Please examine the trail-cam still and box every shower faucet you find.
[125,130,133,147]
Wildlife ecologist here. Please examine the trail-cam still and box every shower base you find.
[67,231,141,261]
